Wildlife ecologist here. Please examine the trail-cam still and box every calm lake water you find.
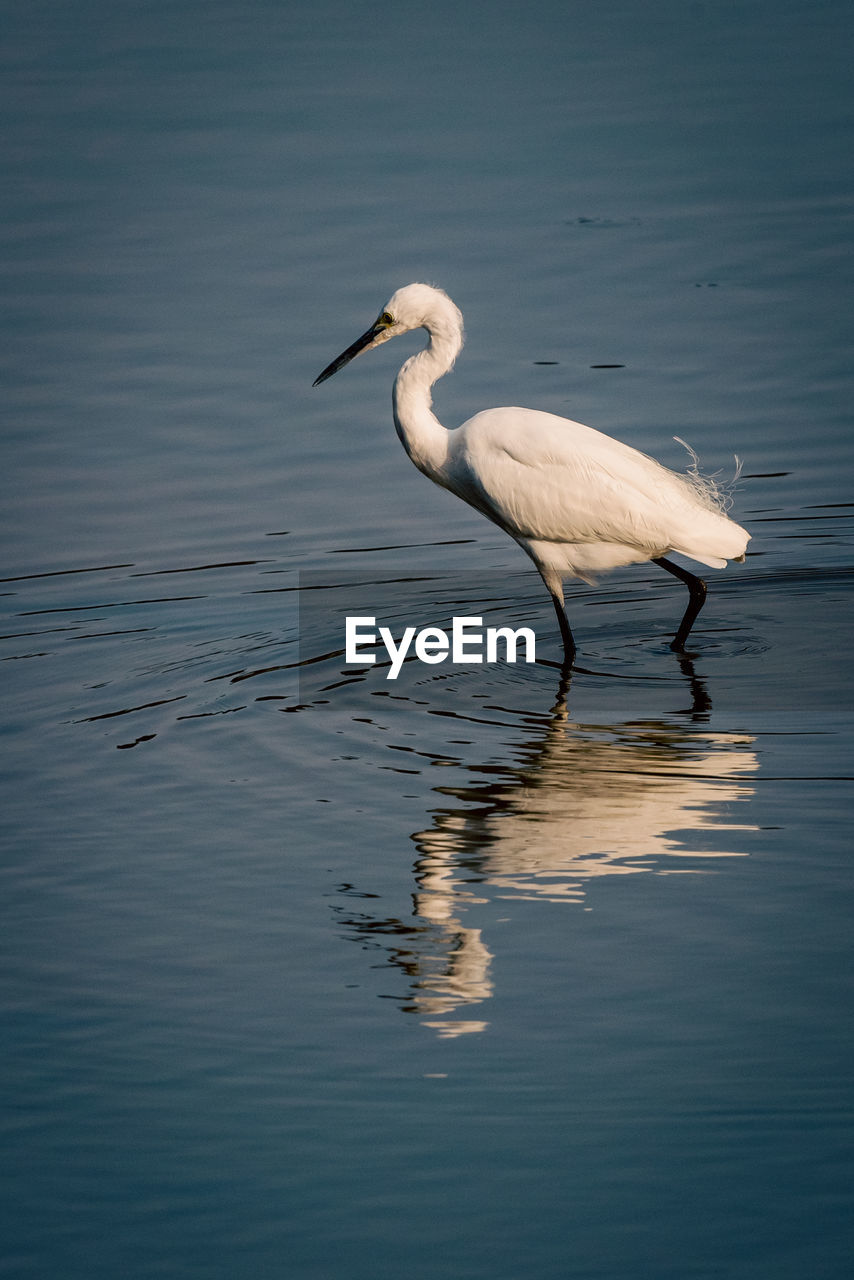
[2,1,853,1276]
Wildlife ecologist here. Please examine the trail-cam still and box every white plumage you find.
[314,283,749,663]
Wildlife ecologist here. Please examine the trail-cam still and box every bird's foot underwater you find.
[669,637,701,656]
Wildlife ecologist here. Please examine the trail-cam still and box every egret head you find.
[313,283,463,386]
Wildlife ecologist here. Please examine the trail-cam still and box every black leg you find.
[653,556,707,650]
[550,592,576,666]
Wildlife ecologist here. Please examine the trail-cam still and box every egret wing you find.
[454,408,697,551]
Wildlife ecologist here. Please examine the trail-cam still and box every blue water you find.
[2,1,853,1276]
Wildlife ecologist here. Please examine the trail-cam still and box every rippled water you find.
[2,1,853,1277]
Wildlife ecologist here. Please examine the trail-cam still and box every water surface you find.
[2,2,853,1277]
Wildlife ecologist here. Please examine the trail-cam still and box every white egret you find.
[313,283,749,664]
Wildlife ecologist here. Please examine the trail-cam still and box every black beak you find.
[313,319,386,387]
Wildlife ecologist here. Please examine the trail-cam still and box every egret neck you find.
[391,314,462,481]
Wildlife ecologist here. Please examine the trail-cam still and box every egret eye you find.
[379,311,394,326]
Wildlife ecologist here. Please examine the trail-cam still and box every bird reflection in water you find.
[334,664,758,1038]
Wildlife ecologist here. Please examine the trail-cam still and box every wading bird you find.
[313,283,749,665]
